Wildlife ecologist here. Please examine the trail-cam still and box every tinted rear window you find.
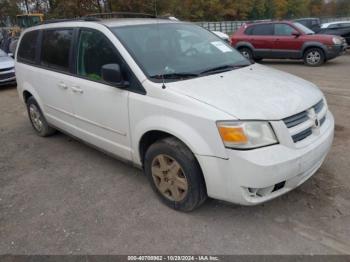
[18,30,39,63]
[41,29,72,72]
[250,24,274,35]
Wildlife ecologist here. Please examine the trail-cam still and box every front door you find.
[70,28,132,160]
[272,23,303,58]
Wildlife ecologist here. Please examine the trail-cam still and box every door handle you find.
[58,82,68,90]
[71,86,84,94]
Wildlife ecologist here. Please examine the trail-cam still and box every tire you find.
[239,47,253,62]
[144,137,207,212]
[26,96,56,137]
[303,48,325,66]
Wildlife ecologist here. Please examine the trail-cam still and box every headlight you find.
[217,121,278,149]
[332,37,342,45]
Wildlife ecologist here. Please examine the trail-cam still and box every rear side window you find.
[41,29,73,72]
[18,30,39,63]
[250,24,274,36]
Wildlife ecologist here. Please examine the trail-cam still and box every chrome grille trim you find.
[292,127,313,143]
[314,99,324,114]
[283,111,309,128]
[283,99,327,143]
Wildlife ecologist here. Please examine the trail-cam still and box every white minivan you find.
[15,18,334,211]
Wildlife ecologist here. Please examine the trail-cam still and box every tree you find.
[273,0,288,19]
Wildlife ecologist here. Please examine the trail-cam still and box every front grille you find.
[0,72,15,80]
[292,128,313,143]
[0,67,14,72]
[314,100,324,114]
[283,99,327,143]
[283,111,309,128]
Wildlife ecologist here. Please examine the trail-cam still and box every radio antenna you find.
[154,0,158,17]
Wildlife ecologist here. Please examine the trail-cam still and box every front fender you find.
[235,41,255,51]
[132,115,227,165]
[301,42,328,55]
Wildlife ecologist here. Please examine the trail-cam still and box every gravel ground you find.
[0,54,350,255]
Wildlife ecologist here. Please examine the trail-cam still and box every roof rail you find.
[41,17,100,25]
[40,12,177,26]
[245,19,273,24]
[86,12,156,19]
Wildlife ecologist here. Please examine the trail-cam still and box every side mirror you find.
[292,31,301,37]
[101,64,129,88]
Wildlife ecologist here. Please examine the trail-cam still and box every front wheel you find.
[303,48,325,66]
[239,47,253,61]
[144,137,207,212]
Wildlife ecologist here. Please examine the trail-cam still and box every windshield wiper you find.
[199,64,249,75]
[150,72,199,80]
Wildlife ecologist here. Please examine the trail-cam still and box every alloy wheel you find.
[151,154,188,202]
[241,50,250,59]
[29,104,43,132]
[306,51,321,65]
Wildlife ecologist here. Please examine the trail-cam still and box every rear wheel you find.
[26,97,56,137]
[144,137,207,212]
[303,48,325,66]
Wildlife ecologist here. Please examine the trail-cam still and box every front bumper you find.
[0,70,16,86]
[196,111,334,205]
[326,44,347,59]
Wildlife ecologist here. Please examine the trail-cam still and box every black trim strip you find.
[292,127,313,143]
[283,111,309,128]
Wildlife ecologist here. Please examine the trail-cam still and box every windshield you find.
[293,22,315,35]
[112,23,250,81]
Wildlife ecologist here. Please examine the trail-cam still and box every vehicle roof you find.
[321,21,350,28]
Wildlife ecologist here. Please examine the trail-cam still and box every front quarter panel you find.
[129,80,234,165]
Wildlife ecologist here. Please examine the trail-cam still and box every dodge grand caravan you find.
[15,18,334,211]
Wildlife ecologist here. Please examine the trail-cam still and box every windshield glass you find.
[293,22,315,35]
[112,23,250,81]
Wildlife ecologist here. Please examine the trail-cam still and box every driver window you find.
[274,24,295,36]
[77,29,122,81]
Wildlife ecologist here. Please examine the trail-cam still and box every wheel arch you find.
[302,42,327,57]
[20,82,45,112]
[138,129,209,197]
[235,41,255,51]
[133,114,227,167]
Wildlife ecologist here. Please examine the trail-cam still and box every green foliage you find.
[3,0,350,21]
[0,0,20,26]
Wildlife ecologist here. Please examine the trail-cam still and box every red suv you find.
[231,21,347,66]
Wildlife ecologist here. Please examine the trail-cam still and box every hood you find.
[167,64,323,120]
[305,33,335,42]
[0,56,15,69]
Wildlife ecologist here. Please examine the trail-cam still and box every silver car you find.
[0,49,16,86]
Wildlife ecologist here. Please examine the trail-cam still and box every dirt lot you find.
[1,55,350,255]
